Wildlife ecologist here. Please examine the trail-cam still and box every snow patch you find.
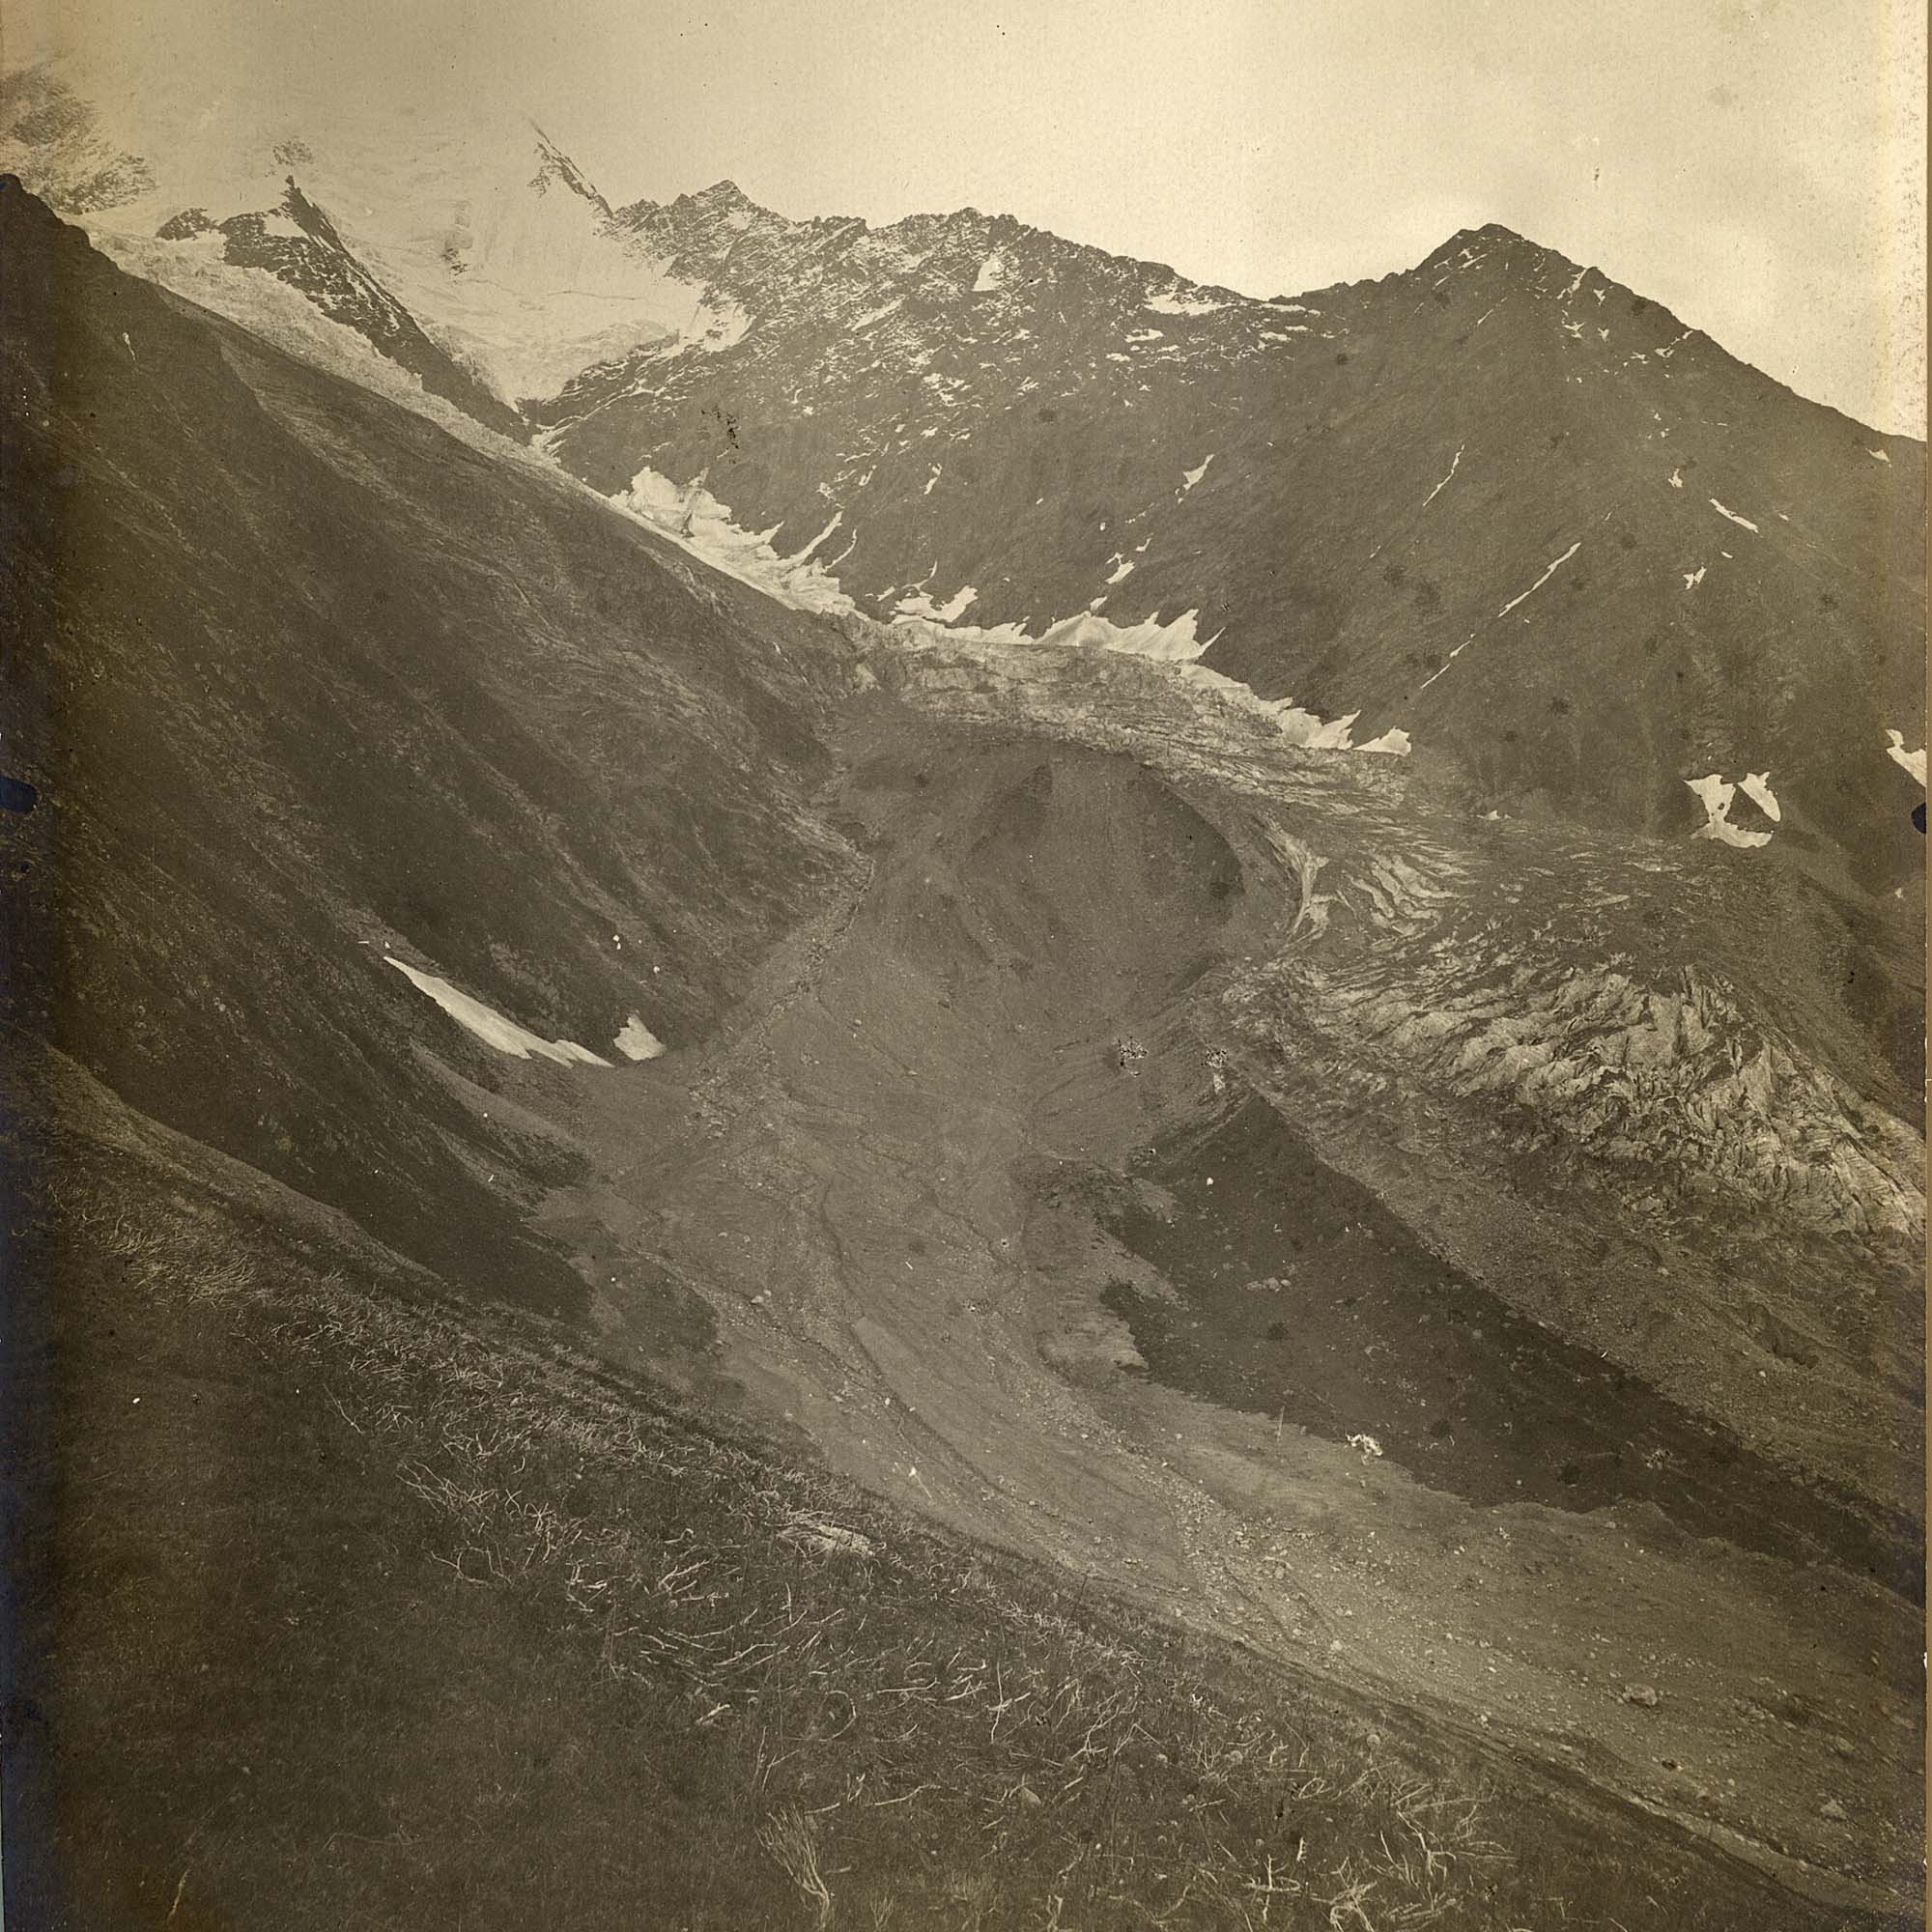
[1421,444,1463,509]
[1683,566,1706,590]
[1738,772,1781,822]
[1416,633,1476,694]
[614,1013,667,1061]
[923,465,942,496]
[1868,447,1891,464]
[972,251,1007,295]
[789,512,842,565]
[1496,540,1581,618]
[1668,468,1683,489]
[1685,775,1772,850]
[385,955,611,1065]
[895,584,979,623]
[1709,497,1759,534]
[1105,555,1136,584]
[1885,730,1927,786]
[1179,454,1215,493]
[1145,289,1228,317]
[696,304,753,355]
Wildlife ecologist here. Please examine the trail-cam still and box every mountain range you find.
[4,59,1923,900]
[1,56,1925,1932]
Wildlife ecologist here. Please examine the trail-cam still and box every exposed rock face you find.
[185,179,528,437]
[535,199,1924,888]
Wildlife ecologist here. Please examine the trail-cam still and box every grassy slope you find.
[7,1047,1896,1932]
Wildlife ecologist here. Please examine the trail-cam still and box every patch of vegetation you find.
[17,1125,1884,1930]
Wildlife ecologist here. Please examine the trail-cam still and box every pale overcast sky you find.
[14,0,1926,433]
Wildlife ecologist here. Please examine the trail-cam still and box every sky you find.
[13,0,1926,434]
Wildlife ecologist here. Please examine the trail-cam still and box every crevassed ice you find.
[616,467,856,615]
[609,467,1406,755]
[1033,608,1207,662]
[888,613,1410,755]
[385,955,612,1065]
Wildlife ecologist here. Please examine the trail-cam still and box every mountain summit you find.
[4,64,1922,891]
[535,189,1924,887]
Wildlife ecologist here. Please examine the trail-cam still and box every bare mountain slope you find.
[1,178,850,1313]
[538,194,1925,886]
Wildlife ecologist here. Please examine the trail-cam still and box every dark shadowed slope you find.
[0,177,853,1309]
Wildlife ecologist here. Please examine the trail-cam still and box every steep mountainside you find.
[0,179,850,1316]
[6,60,1922,888]
[4,182,1923,1918]
[152,177,527,437]
[536,191,1925,887]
